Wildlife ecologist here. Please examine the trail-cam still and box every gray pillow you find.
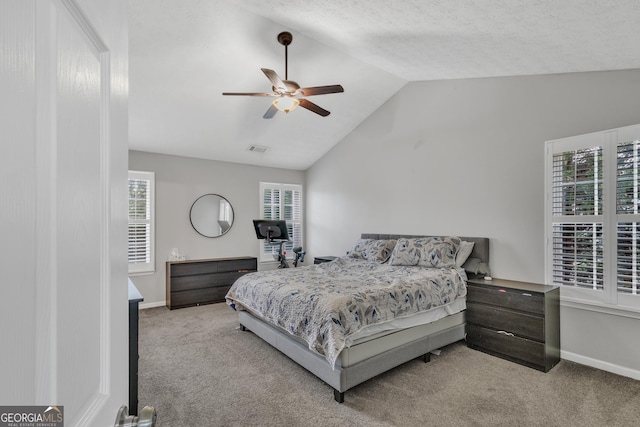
[462,257,491,275]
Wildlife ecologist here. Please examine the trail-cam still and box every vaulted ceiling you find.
[128,0,640,170]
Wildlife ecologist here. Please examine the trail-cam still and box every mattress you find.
[347,297,466,346]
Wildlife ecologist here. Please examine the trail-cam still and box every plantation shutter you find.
[550,146,604,290]
[616,140,640,295]
[128,171,155,274]
[259,182,303,262]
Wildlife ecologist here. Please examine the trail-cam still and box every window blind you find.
[551,147,603,290]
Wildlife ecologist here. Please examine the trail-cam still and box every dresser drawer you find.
[170,286,230,308]
[217,258,258,273]
[467,284,544,315]
[170,271,249,292]
[467,302,545,342]
[466,324,546,369]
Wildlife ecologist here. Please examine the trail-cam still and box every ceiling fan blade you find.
[299,99,330,117]
[263,104,278,119]
[222,92,276,97]
[300,85,344,96]
[261,68,287,92]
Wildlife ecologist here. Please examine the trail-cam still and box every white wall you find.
[305,69,640,378]
[128,150,304,307]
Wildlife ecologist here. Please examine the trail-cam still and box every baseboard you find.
[139,301,166,310]
[561,350,640,380]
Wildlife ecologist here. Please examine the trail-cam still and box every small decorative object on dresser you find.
[166,257,257,309]
[465,277,560,372]
[313,256,337,264]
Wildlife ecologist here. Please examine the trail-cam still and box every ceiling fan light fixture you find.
[272,96,299,113]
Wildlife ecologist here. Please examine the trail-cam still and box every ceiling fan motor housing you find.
[277,31,293,46]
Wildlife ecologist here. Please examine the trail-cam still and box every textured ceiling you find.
[128,0,640,170]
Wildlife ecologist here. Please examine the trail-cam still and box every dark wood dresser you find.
[465,277,560,372]
[166,257,257,309]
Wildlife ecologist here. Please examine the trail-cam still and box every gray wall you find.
[305,69,640,378]
[128,150,304,306]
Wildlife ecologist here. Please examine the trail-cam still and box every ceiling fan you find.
[222,32,344,118]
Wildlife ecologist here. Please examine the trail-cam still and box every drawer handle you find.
[496,330,515,337]
[522,293,532,297]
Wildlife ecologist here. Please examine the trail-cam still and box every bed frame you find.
[237,233,490,402]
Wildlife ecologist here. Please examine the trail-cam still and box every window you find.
[546,124,640,309]
[128,170,155,274]
[259,182,303,262]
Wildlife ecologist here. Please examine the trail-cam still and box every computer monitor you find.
[252,219,290,242]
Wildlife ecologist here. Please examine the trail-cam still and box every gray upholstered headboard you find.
[360,233,490,266]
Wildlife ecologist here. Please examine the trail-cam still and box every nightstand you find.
[465,277,560,372]
[314,256,338,264]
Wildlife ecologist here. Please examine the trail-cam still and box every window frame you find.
[128,170,155,275]
[258,182,303,263]
[545,124,640,311]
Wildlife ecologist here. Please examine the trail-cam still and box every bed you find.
[225,233,490,402]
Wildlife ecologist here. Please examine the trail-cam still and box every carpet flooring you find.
[138,303,640,426]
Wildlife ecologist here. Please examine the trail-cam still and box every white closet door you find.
[0,0,129,426]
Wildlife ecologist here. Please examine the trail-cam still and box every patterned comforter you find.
[225,257,466,368]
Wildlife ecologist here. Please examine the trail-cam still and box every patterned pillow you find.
[389,237,461,268]
[349,239,397,263]
[387,238,421,266]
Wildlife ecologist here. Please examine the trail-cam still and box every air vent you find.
[248,144,269,153]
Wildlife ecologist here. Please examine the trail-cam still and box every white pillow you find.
[456,241,475,267]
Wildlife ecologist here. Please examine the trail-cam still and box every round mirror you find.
[190,194,234,237]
